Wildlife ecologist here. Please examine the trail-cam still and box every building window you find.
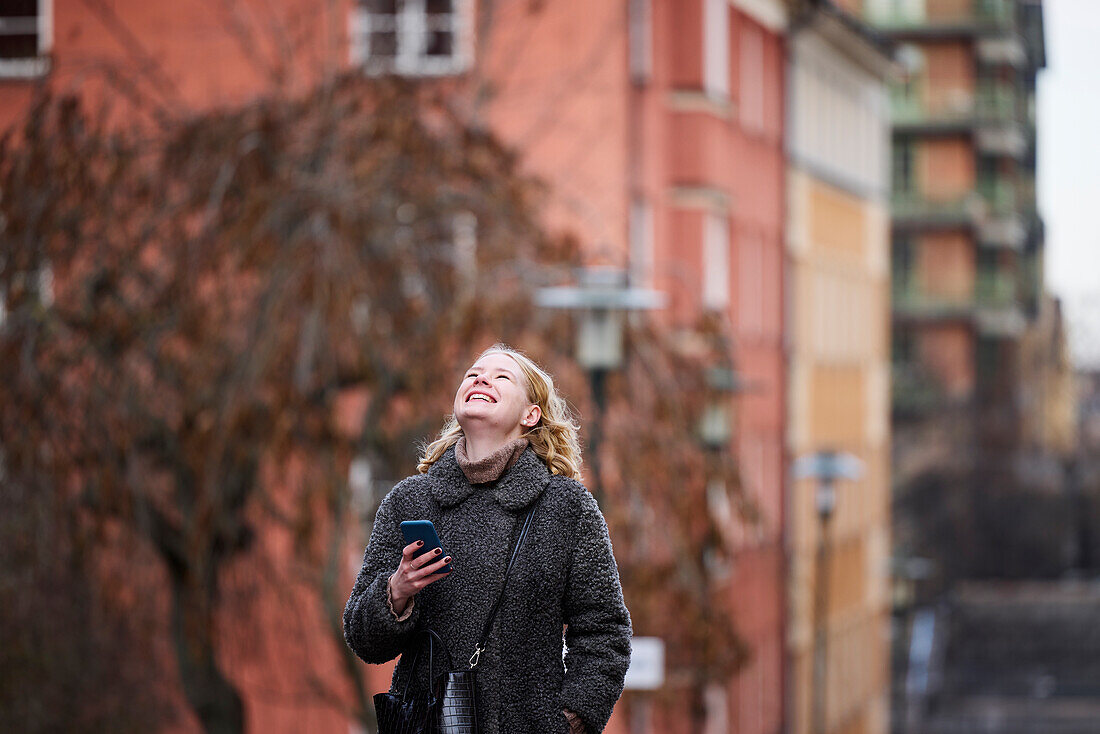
[703,212,730,311]
[350,0,469,76]
[0,0,50,79]
[892,236,915,291]
[892,137,915,195]
[629,198,654,287]
[703,0,729,99]
[892,326,915,364]
[739,21,765,132]
[629,0,652,84]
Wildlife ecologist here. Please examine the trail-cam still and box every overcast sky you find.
[1038,0,1100,368]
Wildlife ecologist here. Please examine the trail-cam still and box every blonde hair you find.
[417,344,582,479]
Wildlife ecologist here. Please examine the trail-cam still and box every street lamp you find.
[792,449,865,734]
[697,364,765,450]
[697,366,737,449]
[535,267,665,495]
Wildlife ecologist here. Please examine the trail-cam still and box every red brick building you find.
[461,2,790,730]
[1,1,790,732]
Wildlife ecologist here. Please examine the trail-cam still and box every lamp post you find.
[890,555,934,734]
[535,267,664,497]
[792,450,864,734]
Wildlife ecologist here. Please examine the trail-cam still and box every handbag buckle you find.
[469,644,483,668]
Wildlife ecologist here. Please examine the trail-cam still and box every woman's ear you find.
[522,404,542,427]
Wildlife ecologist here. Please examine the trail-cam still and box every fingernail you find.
[416,541,424,546]
[434,548,442,555]
[444,557,452,563]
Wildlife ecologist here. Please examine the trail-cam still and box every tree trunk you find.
[168,571,244,734]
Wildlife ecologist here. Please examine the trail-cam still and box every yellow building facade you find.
[785,12,895,734]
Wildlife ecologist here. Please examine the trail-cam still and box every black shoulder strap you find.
[402,628,450,698]
[468,496,540,668]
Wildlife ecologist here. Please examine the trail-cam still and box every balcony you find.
[974,271,1016,308]
[891,173,1033,236]
[891,88,972,129]
[892,191,983,229]
[977,35,1028,67]
[976,177,1015,214]
[892,271,1024,333]
[977,178,1027,249]
[976,83,1025,156]
[974,271,1026,336]
[974,83,1021,123]
[1016,174,1038,214]
[891,83,1025,147]
[869,0,1015,37]
[892,281,974,321]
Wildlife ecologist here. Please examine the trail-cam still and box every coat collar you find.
[428,443,551,511]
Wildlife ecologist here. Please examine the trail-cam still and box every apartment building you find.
[862,1,1051,727]
[785,3,896,734]
[864,0,1046,464]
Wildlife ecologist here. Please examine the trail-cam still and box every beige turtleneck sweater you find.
[454,436,529,484]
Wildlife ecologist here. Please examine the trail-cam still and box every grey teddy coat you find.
[342,445,632,733]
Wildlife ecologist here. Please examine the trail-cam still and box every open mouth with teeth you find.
[466,392,496,403]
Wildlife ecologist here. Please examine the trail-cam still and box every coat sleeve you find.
[343,487,422,664]
[561,491,633,733]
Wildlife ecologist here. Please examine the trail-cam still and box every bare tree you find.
[0,78,557,732]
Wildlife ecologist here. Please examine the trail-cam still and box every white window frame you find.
[703,0,729,100]
[0,0,51,79]
[349,0,471,77]
[703,211,730,311]
[629,0,652,84]
[739,20,765,132]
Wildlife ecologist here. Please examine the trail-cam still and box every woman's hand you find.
[388,541,451,615]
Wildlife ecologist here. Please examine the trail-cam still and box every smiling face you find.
[453,351,541,440]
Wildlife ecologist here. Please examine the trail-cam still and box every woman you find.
[343,344,632,734]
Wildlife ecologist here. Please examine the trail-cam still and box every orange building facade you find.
[784,6,896,734]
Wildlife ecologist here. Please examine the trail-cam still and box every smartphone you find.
[399,520,451,574]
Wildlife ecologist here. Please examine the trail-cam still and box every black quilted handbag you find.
[374,628,448,734]
[436,667,478,733]
[376,500,539,734]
